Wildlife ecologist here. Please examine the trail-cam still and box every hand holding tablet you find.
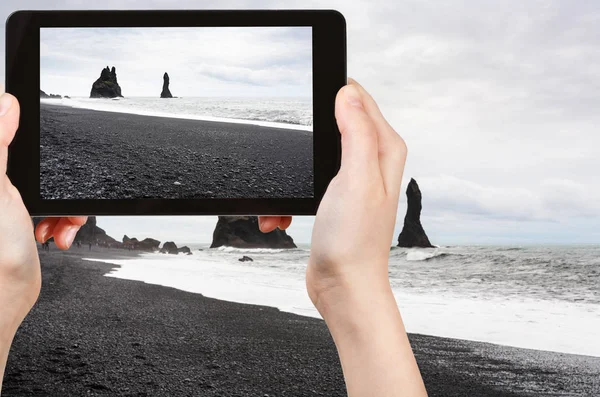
[6,10,346,216]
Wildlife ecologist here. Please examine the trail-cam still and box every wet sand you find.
[40,103,314,199]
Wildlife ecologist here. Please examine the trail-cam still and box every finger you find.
[335,84,382,183]
[35,217,60,243]
[279,216,292,230]
[0,93,20,176]
[53,217,82,250]
[348,79,407,196]
[66,216,88,227]
[258,216,282,233]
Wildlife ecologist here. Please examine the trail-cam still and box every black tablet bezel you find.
[5,9,345,216]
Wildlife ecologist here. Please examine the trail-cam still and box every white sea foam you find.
[405,248,444,261]
[41,96,313,132]
[84,245,600,357]
[215,246,287,254]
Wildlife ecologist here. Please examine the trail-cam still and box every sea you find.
[86,245,600,357]
[40,96,313,131]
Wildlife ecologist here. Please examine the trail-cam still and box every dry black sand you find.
[4,247,600,396]
[40,104,313,199]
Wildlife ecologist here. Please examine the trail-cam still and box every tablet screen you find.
[39,27,313,200]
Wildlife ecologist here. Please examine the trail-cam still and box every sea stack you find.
[90,66,123,98]
[160,72,173,98]
[397,178,435,248]
[210,216,297,249]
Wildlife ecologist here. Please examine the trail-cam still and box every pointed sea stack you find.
[397,178,434,248]
[160,72,173,98]
[90,66,123,98]
[210,216,297,249]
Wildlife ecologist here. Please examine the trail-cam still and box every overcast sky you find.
[40,27,312,97]
[2,0,599,245]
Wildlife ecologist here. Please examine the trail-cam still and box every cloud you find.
[39,27,312,97]
[1,0,599,244]
[408,175,600,223]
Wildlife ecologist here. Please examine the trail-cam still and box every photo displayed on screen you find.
[39,27,313,200]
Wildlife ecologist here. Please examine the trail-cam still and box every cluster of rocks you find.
[159,241,192,255]
[40,90,68,99]
[88,66,174,99]
[122,235,160,252]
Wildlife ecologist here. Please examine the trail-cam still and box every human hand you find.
[258,79,407,306]
[0,93,86,331]
[260,82,425,396]
[306,79,407,310]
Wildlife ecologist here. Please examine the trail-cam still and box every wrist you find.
[307,267,396,330]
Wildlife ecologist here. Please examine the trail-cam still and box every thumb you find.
[0,94,20,147]
[0,94,20,177]
[335,84,381,181]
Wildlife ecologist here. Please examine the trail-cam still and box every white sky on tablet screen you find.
[40,27,312,98]
[1,0,600,245]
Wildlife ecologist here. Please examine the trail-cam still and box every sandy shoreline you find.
[4,247,599,396]
[40,103,314,200]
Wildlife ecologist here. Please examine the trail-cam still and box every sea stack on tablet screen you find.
[5,10,346,216]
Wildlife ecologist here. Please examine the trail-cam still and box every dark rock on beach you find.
[160,72,173,98]
[90,66,123,98]
[123,235,161,252]
[239,255,254,262]
[32,217,119,247]
[74,217,120,246]
[178,246,192,255]
[397,178,435,248]
[40,90,62,99]
[160,241,179,254]
[211,216,297,249]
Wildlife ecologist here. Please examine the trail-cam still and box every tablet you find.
[5,10,346,215]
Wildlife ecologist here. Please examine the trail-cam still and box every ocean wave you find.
[214,246,287,254]
[405,249,452,261]
[43,97,313,131]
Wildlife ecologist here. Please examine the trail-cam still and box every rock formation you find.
[177,246,192,255]
[32,217,120,247]
[160,72,173,98]
[123,235,161,252]
[40,90,62,99]
[160,241,178,254]
[90,66,123,98]
[397,178,434,248]
[210,216,296,249]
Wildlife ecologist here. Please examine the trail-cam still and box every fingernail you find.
[344,85,363,109]
[40,227,52,243]
[0,94,12,117]
[64,226,79,247]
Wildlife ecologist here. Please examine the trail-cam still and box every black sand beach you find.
[40,104,314,199]
[4,247,600,396]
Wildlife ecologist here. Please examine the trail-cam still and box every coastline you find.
[40,103,314,200]
[4,247,599,396]
[40,99,314,132]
